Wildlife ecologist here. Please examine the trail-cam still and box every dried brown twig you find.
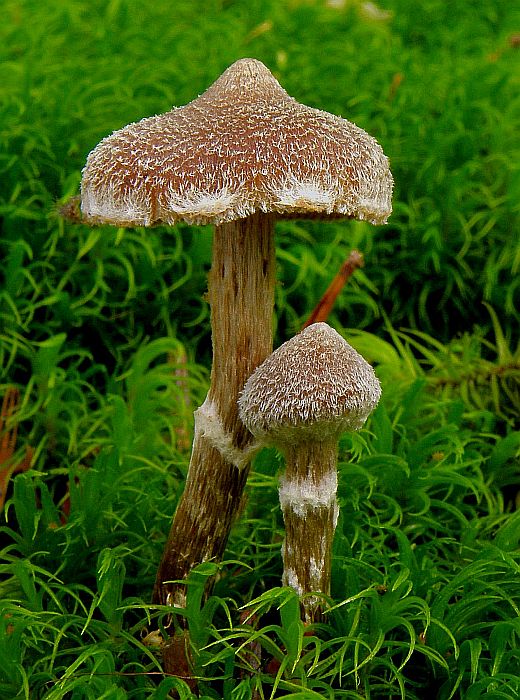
[303,250,364,328]
[0,388,33,510]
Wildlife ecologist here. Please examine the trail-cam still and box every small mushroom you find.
[79,59,392,624]
[239,322,381,621]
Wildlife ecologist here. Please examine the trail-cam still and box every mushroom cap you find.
[81,58,393,227]
[238,322,381,445]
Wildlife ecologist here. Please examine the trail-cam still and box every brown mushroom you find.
[80,59,392,624]
[239,322,381,622]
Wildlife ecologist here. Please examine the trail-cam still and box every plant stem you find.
[278,440,339,622]
[303,249,364,328]
[153,213,275,613]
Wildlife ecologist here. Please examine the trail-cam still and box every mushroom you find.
[79,59,392,618]
[239,322,381,621]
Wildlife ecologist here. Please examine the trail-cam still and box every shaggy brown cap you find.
[239,322,381,445]
[81,58,393,227]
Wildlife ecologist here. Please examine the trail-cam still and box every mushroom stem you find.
[278,440,340,623]
[153,213,275,612]
[208,214,276,441]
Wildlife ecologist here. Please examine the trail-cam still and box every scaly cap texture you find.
[238,322,381,445]
[81,58,393,227]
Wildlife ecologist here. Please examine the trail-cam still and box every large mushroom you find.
[80,59,392,617]
[239,322,381,621]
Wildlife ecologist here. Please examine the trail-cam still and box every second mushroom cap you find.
[239,322,382,444]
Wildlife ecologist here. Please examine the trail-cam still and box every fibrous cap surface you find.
[81,58,393,227]
[239,322,381,444]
